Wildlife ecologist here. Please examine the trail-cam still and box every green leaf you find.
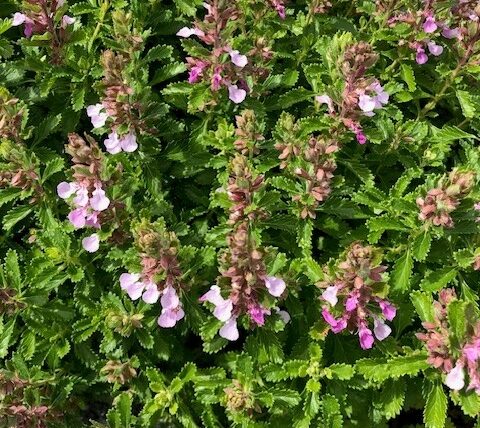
[400,64,416,92]
[356,353,429,382]
[267,88,314,110]
[324,364,355,380]
[456,390,480,417]
[424,381,447,428]
[42,157,64,182]
[0,317,15,358]
[420,268,458,292]
[33,113,62,144]
[151,62,187,85]
[411,291,435,323]
[378,378,406,420]
[3,205,33,231]
[391,249,413,292]
[456,90,476,118]
[447,300,467,345]
[412,231,432,261]
[0,187,24,207]
[5,250,21,291]
[431,125,477,142]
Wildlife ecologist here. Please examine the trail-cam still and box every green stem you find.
[88,0,109,53]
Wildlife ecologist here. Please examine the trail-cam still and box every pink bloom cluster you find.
[200,276,288,341]
[268,0,286,19]
[417,289,480,394]
[57,181,109,252]
[178,24,249,103]
[319,243,396,349]
[120,273,185,328]
[315,80,388,145]
[357,81,389,116]
[176,1,272,106]
[11,0,75,38]
[86,104,138,154]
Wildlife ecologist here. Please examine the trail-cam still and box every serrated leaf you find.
[391,249,413,292]
[3,205,33,231]
[424,381,447,428]
[456,90,476,118]
[420,268,457,292]
[400,64,416,92]
[411,291,435,323]
[412,231,432,261]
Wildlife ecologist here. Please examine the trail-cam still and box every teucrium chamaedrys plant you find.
[1,0,480,427]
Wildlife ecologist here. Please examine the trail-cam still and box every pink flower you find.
[442,27,459,39]
[345,293,359,311]
[82,233,100,253]
[85,211,100,228]
[423,16,437,33]
[211,68,222,91]
[275,307,291,323]
[12,13,26,26]
[188,62,207,84]
[427,41,443,56]
[158,307,185,327]
[358,325,374,350]
[68,208,87,228]
[228,85,247,104]
[322,286,338,306]
[200,285,224,305]
[358,95,376,113]
[444,364,465,390]
[123,281,145,301]
[61,15,75,28]
[120,273,140,290]
[161,286,180,309]
[355,130,367,145]
[213,299,234,322]
[142,282,161,304]
[105,131,138,154]
[57,182,77,199]
[373,318,391,341]
[371,82,389,108]
[219,317,239,341]
[73,187,89,207]
[322,308,347,333]
[89,187,110,211]
[248,304,270,326]
[416,47,428,64]
[463,342,480,362]
[474,202,480,211]
[176,27,205,38]
[315,95,335,113]
[229,50,248,68]
[86,104,108,128]
[23,20,34,38]
[200,285,234,321]
[265,276,286,297]
[378,300,396,321]
[121,132,138,152]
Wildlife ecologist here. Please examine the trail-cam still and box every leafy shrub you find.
[1,0,480,427]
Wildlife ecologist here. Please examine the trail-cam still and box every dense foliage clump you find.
[1,0,480,427]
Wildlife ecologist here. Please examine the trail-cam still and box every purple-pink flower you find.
[228,85,247,104]
[104,131,138,154]
[229,50,248,68]
[82,233,100,253]
[87,104,109,128]
[265,276,286,297]
[423,16,438,33]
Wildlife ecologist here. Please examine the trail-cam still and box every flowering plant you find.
[1,0,480,427]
